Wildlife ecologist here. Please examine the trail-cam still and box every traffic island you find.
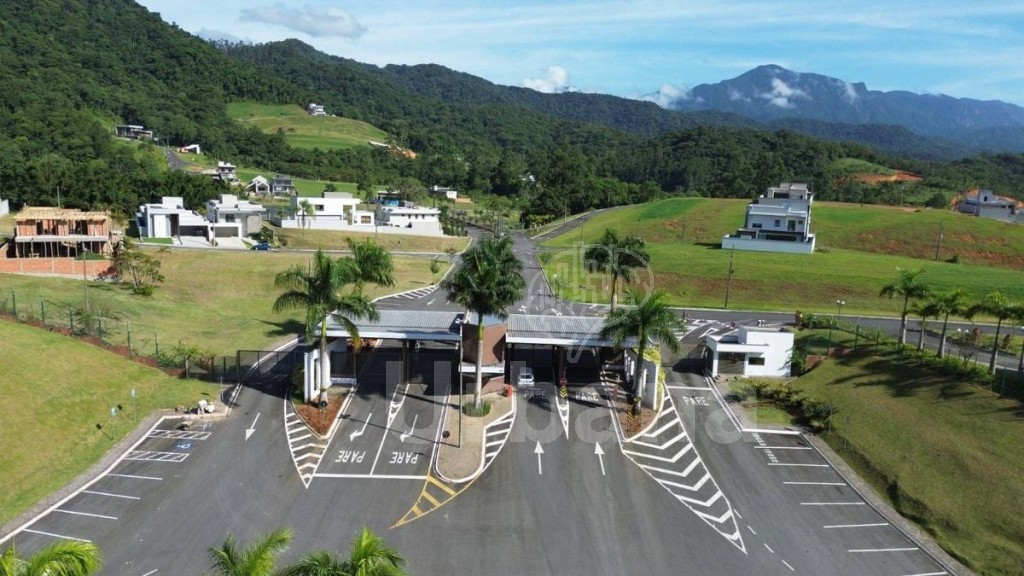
[435,383,514,482]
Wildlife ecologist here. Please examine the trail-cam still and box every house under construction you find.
[9,207,113,258]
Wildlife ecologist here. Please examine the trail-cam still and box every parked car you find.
[517,367,535,387]
[253,242,271,251]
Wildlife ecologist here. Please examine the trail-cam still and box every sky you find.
[137,0,1024,107]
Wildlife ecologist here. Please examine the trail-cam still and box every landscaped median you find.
[434,384,515,483]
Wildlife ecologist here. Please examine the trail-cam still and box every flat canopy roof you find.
[323,310,463,341]
[506,314,634,347]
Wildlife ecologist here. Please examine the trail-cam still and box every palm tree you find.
[208,527,293,576]
[925,287,969,358]
[0,541,102,576]
[273,248,378,404]
[299,199,316,238]
[600,289,684,416]
[280,526,406,576]
[908,302,935,352]
[346,238,396,293]
[879,268,930,345]
[440,236,525,409]
[967,290,1018,375]
[584,229,650,312]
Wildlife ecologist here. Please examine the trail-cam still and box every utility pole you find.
[934,220,944,261]
[724,247,735,309]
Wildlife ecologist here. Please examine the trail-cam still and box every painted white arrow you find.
[399,414,418,442]
[594,442,606,476]
[534,441,544,475]
[349,413,372,441]
[245,413,260,441]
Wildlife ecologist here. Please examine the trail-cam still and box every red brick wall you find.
[0,256,112,277]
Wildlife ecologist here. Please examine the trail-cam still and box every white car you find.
[517,367,535,387]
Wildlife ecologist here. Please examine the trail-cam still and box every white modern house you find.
[430,185,458,200]
[271,192,375,231]
[307,103,326,116]
[722,182,816,254]
[377,203,443,236]
[136,197,211,240]
[705,326,794,378]
[201,161,239,185]
[205,194,266,238]
[957,189,1023,223]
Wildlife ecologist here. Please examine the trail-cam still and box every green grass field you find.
[793,350,1024,575]
[543,198,1024,316]
[828,157,898,176]
[0,320,218,524]
[271,225,468,254]
[0,249,449,356]
[227,102,389,151]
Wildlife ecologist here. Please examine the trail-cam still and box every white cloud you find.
[524,65,570,93]
[727,87,750,102]
[759,78,810,108]
[839,80,859,102]
[638,84,687,107]
[239,4,367,39]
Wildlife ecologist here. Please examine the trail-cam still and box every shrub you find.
[462,400,491,417]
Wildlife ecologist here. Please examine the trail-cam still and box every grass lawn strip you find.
[0,320,218,525]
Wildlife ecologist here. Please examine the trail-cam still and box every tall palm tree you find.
[600,289,684,416]
[0,541,102,576]
[925,287,969,358]
[908,302,935,352]
[208,527,293,576]
[346,238,396,293]
[967,290,1018,375]
[879,268,930,345]
[280,526,407,576]
[440,236,525,409]
[273,248,378,404]
[584,229,650,312]
[299,199,316,238]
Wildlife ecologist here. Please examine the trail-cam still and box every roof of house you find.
[16,207,109,221]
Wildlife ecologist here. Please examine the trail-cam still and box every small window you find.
[751,223,762,229]
[748,357,766,366]
[774,219,781,228]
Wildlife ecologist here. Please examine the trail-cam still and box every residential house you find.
[246,176,270,197]
[430,185,458,200]
[722,182,816,254]
[214,161,238,185]
[136,197,211,241]
[271,174,297,196]
[307,103,326,116]
[114,124,154,140]
[377,203,443,236]
[178,144,202,155]
[271,192,375,231]
[704,326,794,378]
[206,194,266,238]
[10,207,112,258]
[957,189,1024,223]
[0,197,8,217]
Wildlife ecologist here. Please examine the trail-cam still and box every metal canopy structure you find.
[506,314,633,347]
[322,310,463,341]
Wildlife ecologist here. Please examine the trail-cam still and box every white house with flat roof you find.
[957,189,1024,223]
[206,194,266,237]
[377,204,442,236]
[271,192,376,231]
[705,326,794,378]
[136,197,211,240]
[722,183,816,254]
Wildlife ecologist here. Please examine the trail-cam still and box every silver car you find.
[517,367,535,387]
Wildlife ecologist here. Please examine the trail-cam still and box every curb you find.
[434,391,517,484]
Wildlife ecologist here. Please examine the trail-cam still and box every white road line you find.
[82,490,140,500]
[312,473,427,480]
[824,522,889,529]
[666,385,710,390]
[801,502,865,506]
[746,525,757,535]
[107,473,162,481]
[755,446,811,450]
[848,547,918,553]
[54,509,118,520]
[785,481,846,486]
[781,559,795,572]
[899,572,946,576]
[764,543,775,554]
[139,570,159,576]
[768,463,830,467]
[21,528,91,542]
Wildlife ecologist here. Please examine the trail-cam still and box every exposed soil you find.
[849,172,922,185]
[294,391,345,436]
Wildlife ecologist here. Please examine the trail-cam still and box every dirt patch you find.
[436,390,513,481]
[849,172,922,185]
[294,389,346,436]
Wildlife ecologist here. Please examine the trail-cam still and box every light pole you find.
[723,247,735,309]
[828,300,845,354]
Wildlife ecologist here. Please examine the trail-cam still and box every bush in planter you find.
[462,399,491,417]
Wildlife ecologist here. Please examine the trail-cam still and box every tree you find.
[600,289,684,416]
[925,287,969,358]
[299,199,315,238]
[967,291,1018,375]
[584,228,650,313]
[908,302,935,352]
[0,541,102,576]
[878,268,930,345]
[273,248,378,404]
[440,236,525,409]
[279,526,407,576]
[208,527,293,576]
[111,238,165,296]
[346,238,396,293]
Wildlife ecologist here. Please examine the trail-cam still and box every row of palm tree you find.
[879,267,1024,374]
[273,240,395,405]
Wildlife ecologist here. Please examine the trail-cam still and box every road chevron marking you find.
[283,394,333,489]
[619,394,746,554]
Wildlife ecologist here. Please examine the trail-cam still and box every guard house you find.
[11,207,112,258]
[704,326,794,378]
[722,183,816,254]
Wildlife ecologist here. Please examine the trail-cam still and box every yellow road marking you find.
[427,475,457,496]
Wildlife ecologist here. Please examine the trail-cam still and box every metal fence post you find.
[98,318,103,341]
[40,296,45,326]
[10,289,16,319]
[126,321,132,356]
[68,306,74,333]
[154,332,159,359]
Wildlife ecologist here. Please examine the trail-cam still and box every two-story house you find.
[271,192,375,231]
[206,194,266,238]
[271,174,297,196]
[137,197,212,241]
[722,182,816,254]
[11,207,112,258]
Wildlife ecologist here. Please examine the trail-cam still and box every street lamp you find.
[827,300,845,354]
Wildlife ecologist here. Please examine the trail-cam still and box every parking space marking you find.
[148,429,211,440]
[82,490,140,500]
[139,570,159,576]
[107,473,162,480]
[764,543,774,554]
[54,509,118,520]
[849,547,919,553]
[824,522,889,529]
[124,451,189,462]
[21,528,91,542]
[781,559,795,572]
[314,474,427,480]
